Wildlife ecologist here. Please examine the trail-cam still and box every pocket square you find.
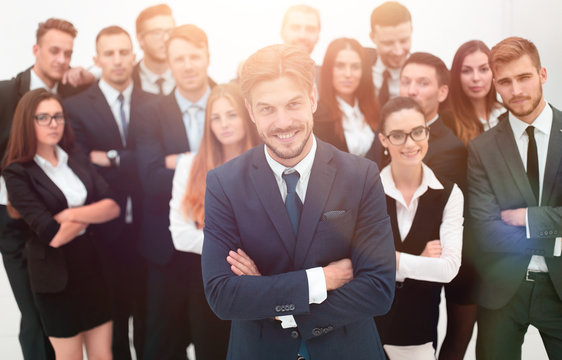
[321,210,348,222]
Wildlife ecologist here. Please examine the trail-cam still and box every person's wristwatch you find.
[106,150,119,167]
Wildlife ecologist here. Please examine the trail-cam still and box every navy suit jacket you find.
[134,92,190,265]
[202,140,395,359]
[64,82,153,245]
[467,106,562,309]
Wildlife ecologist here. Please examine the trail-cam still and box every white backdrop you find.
[1,0,560,108]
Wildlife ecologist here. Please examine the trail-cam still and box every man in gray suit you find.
[467,37,562,359]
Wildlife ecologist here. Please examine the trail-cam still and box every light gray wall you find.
[0,0,559,107]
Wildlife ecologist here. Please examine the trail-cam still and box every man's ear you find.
[245,99,256,124]
[437,84,449,103]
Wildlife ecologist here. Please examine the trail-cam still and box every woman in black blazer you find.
[2,89,120,359]
[314,38,380,156]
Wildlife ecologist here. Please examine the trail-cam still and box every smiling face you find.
[332,47,362,104]
[371,22,412,70]
[210,96,246,148]
[460,50,493,101]
[245,76,316,167]
[34,98,65,149]
[378,108,428,168]
[493,54,546,123]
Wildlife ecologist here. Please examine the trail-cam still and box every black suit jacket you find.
[134,92,191,265]
[467,106,562,309]
[202,140,395,359]
[2,150,112,293]
[0,67,88,160]
[366,116,467,189]
[63,82,154,244]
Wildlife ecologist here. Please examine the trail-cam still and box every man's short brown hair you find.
[490,36,542,73]
[282,5,321,31]
[239,44,316,101]
[370,1,411,34]
[36,18,77,43]
[136,3,173,34]
[166,24,208,54]
[95,26,132,52]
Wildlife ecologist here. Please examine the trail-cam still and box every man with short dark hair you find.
[0,17,93,360]
[367,1,412,106]
[281,4,321,56]
[135,24,220,359]
[468,36,562,359]
[133,3,176,95]
[202,43,395,360]
[63,25,151,360]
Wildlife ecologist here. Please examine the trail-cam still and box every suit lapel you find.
[495,118,537,206]
[27,162,68,210]
[294,141,336,269]
[542,106,562,204]
[67,154,93,203]
[17,68,32,97]
[88,83,125,147]
[249,146,296,258]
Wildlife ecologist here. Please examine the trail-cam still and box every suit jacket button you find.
[291,330,299,339]
[549,231,553,235]
[275,305,281,312]
[312,328,322,337]
[289,304,295,311]
[540,232,544,236]
[327,325,334,332]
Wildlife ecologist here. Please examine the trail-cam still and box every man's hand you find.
[90,151,111,167]
[227,249,261,276]
[165,152,190,169]
[421,240,442,258]
[501,208,526,227]
[323,258,353,291]
[61,67,95,87]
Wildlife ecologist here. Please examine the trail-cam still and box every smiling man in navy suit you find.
[202,44,395,360]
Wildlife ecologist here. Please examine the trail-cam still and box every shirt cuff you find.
[279,315,297,329]
[525,208,530,239]
[306,267,327,304]
[554,238,562,257]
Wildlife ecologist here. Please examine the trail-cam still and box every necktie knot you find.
[155,78,165,95]
[283,170,300,195]
[526,125,535,137]
[117,93,124,103]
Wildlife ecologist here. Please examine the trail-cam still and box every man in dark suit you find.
[64,26,151,360]
[365,1,412,107]
[0,18,93,360]
[134,24,216,359]
[468,37,562,359]
[202,44,395,360]
[132,4,176,95]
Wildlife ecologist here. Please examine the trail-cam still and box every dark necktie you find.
[525,126,540,203]
[378,69,391,107]
[117,93,128,144]
[283,171,303,236]
[155,77,165,95]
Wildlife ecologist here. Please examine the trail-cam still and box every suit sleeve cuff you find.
[306,267,327,304]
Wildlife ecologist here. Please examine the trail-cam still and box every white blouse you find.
[34,146,87,208]
[169,153,204,254]
[380,163,464,283]
[337,97,374,157]
[479,105,505,132]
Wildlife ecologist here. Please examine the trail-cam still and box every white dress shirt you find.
[264,136,327,328]
[30,67,58,93]
[380,163,463,283]
[138,59,175,95]
[169,153,204,254]
[98,79,134,223]
[337,97,375,157]
[479,106,505,132]
[34,146,88,235]
[372,56,401,99]
[508,103,561,271]
[174,87,211,153]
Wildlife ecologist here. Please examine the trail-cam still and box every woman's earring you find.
[384,148,388,156]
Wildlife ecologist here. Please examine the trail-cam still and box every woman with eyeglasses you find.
[2,88,120,359]
[373,97,463,359]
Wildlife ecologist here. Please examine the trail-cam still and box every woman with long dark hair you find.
[2,88,119,359]
[449,40,504,145]
[314,37,379,156]
[168,82,259,359]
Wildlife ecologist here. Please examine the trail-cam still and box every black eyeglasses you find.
[384,126,430,145]
[34,112,65,127]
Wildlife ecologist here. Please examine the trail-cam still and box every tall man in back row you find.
[468,37,562,359]
[202,44,395,359]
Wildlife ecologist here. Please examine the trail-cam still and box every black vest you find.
[375,177,454,347]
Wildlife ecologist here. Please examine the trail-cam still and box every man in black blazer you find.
[0,18,93,360]
[202,44,395,360]
[134,24,217,359]
[132,4,176,95]
[64,26,151,360]
[365,1,412,107]
[468,37,562,359]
